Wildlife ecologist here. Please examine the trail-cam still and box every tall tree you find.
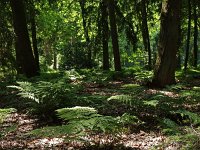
[79,0,92,68]
[101,0,109,70]
[29,0,40,73]
[107,0,121,71]
[184,0,192,72]
[10,0,38,77]
[152,0,181,87]
[193,0,198,68]
[140,0,151,70]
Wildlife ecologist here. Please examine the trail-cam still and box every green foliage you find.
[143,100,159,107]
[134,70,153,82]
[30,107,140,138]
[0,108,16,123]
[107,95,133,106]
[57,107,119,133]
[121,83,140,88]
[118,113,141,126]
[56,107,100,121]
[161,118,180,135]
[165,83,186,91]
[161,109,200,147]
[0,124,17,139]
[173,110,200,125]
[7,80,80,117]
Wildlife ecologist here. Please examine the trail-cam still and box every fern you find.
[107,95,133,106]
[161,118,180,135]
[30,106,140,138]
[107,94,142,107]
[56,107,101,121]
[57,107,118,133]
[8,82,39,103]
[0,108,16,123]
[174,110,200,125]
[7,81,80,116]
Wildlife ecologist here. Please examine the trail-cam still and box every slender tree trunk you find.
[79,0,91,68]
[184,0,192,72]
[10,0,38,77]
[107,0,121,71]
[101,0,109,70]
[53,49,57,70]
[152,0,181,87]
[140,0,151,70]
[193,0,198,67]
[30,0,40,73]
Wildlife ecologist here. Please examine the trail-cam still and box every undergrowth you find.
[1,68,200,149]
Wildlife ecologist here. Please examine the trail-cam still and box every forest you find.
[0,0,200,149]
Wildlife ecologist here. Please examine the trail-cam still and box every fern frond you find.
[108,95,132,104]
[56,107,101,121]
[174,110,200,125]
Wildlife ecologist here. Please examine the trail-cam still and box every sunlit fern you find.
[29,107,140,138]
[107,94,142,106]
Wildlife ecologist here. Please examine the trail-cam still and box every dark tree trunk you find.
[107,0,121,71]
[101,0,109,70]
[15,39,23,74]
[10,0,38,77]
[79,0,92,68]
[152,0,181,87]
[140,0,151,70]
[184,0,191,72]
[30,0,40,73]
[193,0,198,68]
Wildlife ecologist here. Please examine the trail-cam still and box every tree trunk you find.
[107,0,121,71]
[30,0,40,73]
[101,0,109,70]
[79,0,92,68]
[193,0,198,68]
[140,0,151,70]
[152,0,181,87]
[15,39,23,74]
[53,49,57,70]
[10,0,38,77]
[184,0,191,72]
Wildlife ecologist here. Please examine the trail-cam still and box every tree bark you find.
[15,39,23,74]
[30,0,40,73]
[101,0,109,70]
[10,0,38,77]
[140,0,151,70]
[107,0,121,71]
[79,0,92,68]
[184,0,191,72]
[152,0,181,87]
[193,0,198,68]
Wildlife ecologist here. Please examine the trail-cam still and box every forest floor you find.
[0,69,200,149]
